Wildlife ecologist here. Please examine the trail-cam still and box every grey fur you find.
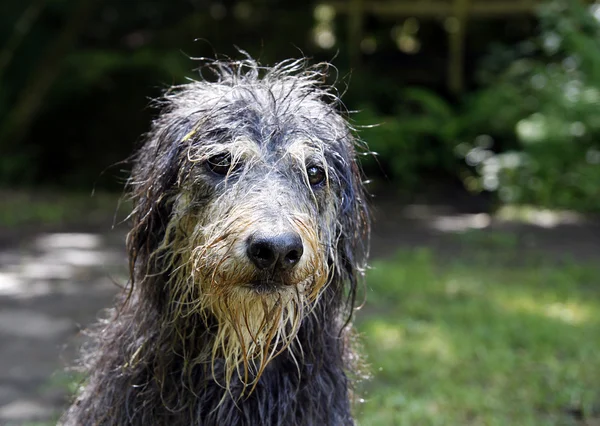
[61,57,370,426]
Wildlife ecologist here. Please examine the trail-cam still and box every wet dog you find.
[62,57,369,426]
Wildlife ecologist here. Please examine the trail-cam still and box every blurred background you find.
[0,0,599,424]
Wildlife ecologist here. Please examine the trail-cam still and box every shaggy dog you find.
[61,57,370,426]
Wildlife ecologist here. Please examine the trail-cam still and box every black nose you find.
[246,232,304,271]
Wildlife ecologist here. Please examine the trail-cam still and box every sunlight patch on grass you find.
[367,320,405,351]
[444,277,485,297]
[417,326,455,362]
[496,293,593,325]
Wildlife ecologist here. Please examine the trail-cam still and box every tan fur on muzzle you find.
[147,188,330,396]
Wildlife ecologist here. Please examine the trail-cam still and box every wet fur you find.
[61,57,369,426]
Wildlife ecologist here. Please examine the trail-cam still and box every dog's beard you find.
[208,285,305,394]
[165,274,325,399]
[194,259,329,397]
[155,218,329,397]
[158,238,329,397]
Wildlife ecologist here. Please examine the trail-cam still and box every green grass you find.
[355,249,600,426]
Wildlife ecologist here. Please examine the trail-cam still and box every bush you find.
[456,0,600,212]
[355,88,461,192]
[358,0,600,212]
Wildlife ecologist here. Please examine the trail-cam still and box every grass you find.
[355,248,600,426]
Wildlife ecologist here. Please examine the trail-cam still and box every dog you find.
[61,57,370,426]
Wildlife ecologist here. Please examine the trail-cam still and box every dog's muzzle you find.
[245,231,304,290]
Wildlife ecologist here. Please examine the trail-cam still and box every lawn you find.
[355,248,600,426]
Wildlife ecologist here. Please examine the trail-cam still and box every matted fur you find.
[61,56,369,426]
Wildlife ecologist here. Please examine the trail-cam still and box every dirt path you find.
[0,226,127,425]
[0,198,598,425]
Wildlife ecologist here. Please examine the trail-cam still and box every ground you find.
[0,189,598,425]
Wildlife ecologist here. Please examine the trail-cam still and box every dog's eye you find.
[207,153,233,175]
[306,165,326,186]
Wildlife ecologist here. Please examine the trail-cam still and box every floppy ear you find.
[126,115,194,285]
[330,132,370,309]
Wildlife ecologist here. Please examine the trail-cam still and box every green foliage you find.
[355,0,600,212]
[355,88,460,191]
[0,191,126,227]
[1,0,598,214]
[457,0,600,212]
[356,249,600,425]
[0,0,317,188]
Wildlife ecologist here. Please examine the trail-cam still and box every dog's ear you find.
[126,115,193,281]
[330,133,370,308]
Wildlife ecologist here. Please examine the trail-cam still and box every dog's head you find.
[126,58,369,389]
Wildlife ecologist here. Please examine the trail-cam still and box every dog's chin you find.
[243,280,291,295]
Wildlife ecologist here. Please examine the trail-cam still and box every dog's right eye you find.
[207,153,233,175]
[306,165,326,186]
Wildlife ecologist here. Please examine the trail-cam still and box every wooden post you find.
[448,0,470,95]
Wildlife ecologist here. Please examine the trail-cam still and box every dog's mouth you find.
[245,279,287,294]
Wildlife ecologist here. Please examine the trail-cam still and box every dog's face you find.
[181,133,336,301]
[127,60,368,390]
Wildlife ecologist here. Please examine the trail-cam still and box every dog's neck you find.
[62,264,358,425]
[77,281,356,425]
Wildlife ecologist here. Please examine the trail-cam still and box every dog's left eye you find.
[207,153,233,175]
[306,165,326,186]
